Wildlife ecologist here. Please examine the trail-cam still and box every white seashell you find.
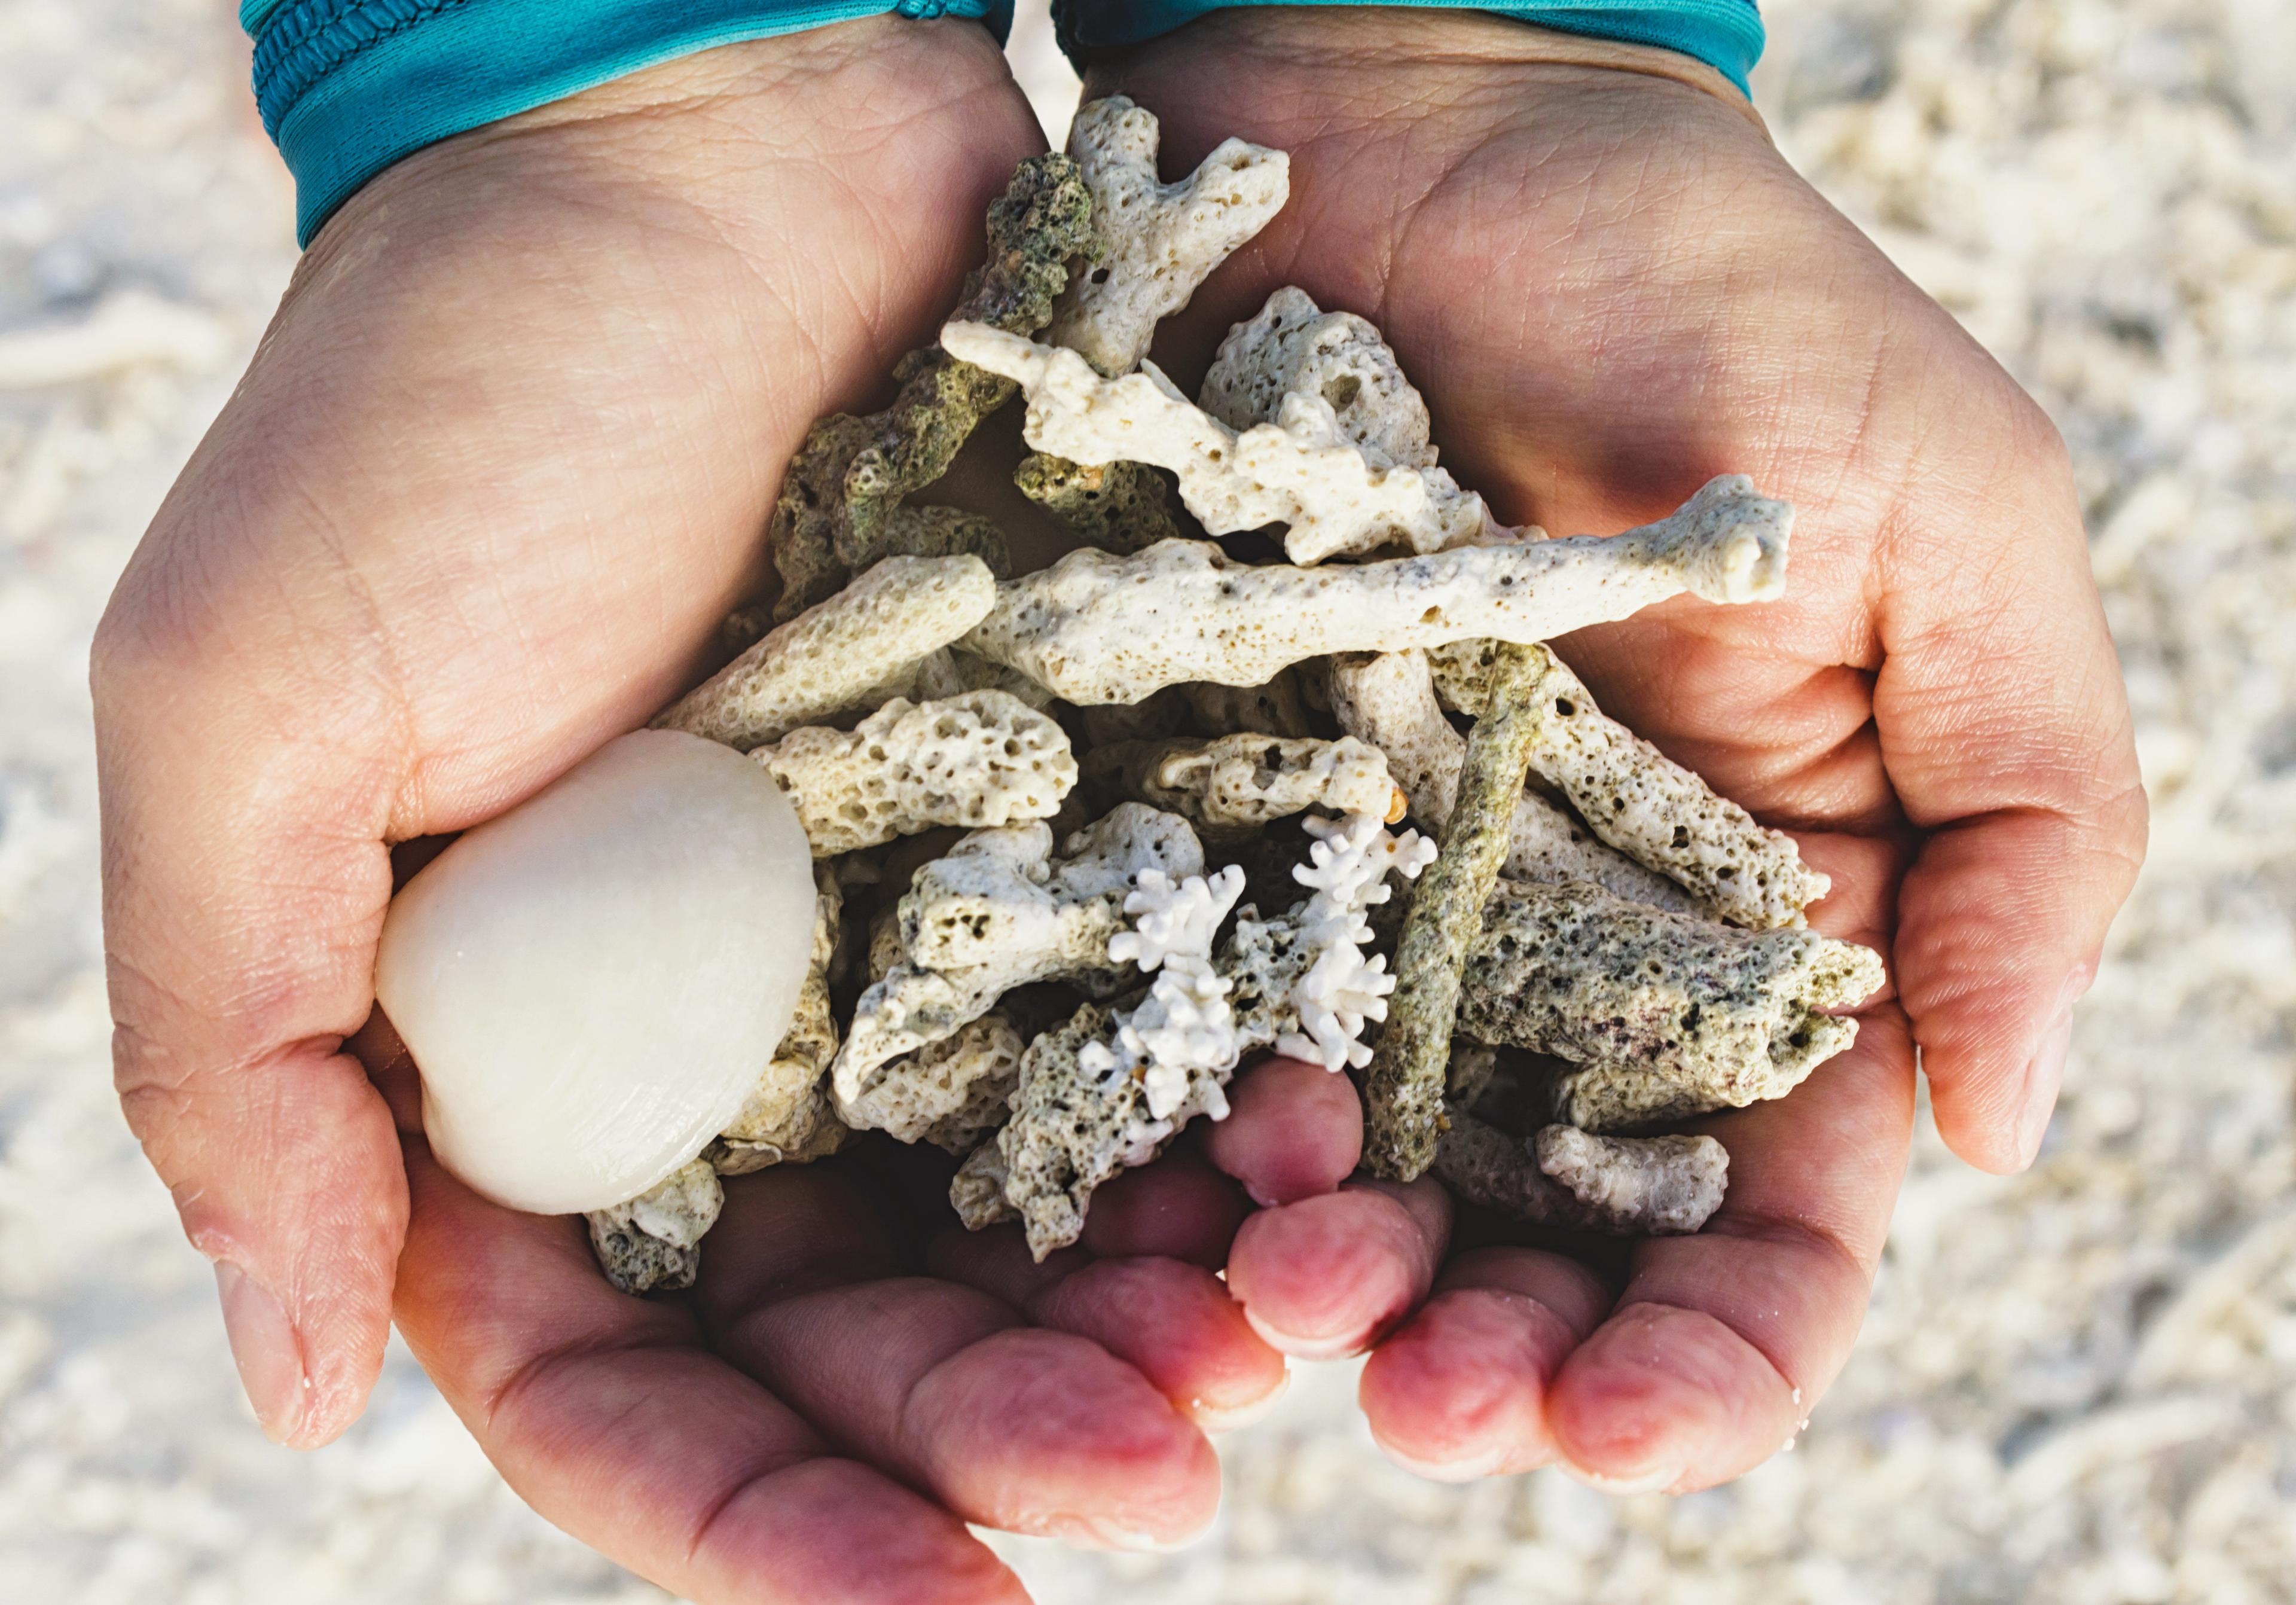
[375,729,816,1215]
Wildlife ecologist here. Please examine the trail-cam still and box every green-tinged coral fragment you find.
[1364,642,1547,1180]
[1457,878,1886,1130]
[1015,453,1182,554]
[767,152,1100,619]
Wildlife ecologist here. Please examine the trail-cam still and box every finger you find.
[1033,1258,1290,1431]
[1200,1055,1364,1205]
[1225,1177,1451,1358]
[1081,1151,1252,1265]
[926,1223,1286,1429]
[1874,417,2146,1171]
[701,1166,1220,1548]
[393,1141,1022,1605]
[1544,1011,1915,1492]
[92,628,408,1445]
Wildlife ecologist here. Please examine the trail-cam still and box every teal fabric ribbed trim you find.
[1060,0,1762,95]
[245,0,1013,246]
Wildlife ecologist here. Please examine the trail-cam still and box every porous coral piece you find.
[1534,1124,1729,1234]
[711,868,848,1174]
[944,321,1496,564]
[585,1159,723,1294]
[1457,878,1886,1130]
[856,1014,1027,1152]
[1014,453,1181,554]
[1327,649,1696,911]
[1082,733,1399,836]
[950,1139,1018,1229]
[1045,96,1290,376]
[657,555,996,750]
[1502,643,1830,928]
[1275,812,1438,1072]
[950,476,1792,705]
[1201,287,1437,469]
[1364,643,1546,1181]
[1431,1111,1726,1234]
[767,154,1098,618]
[757,691,1077,857]
[994,1000,1143,1255]
[831,806,1205,1125]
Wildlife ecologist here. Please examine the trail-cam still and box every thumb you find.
[1877,414,2147,1172]
[94,563,408,1447]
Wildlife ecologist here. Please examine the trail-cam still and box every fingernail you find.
[1564,1463,1683,1496]
[213,1261,307,1443]
[2013,968,2090,1169]
[1193,1366,1290,1433]
[1241,1305,1371,1360]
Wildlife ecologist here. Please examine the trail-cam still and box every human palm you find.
[1089,9,2145,1489]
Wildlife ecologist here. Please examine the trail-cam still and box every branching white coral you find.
[952,477,1793,704]
[757,690,1076,856]
[1327,649,1699,911]
[1046,97,1290,376]
[1275,812,1437,1070]
[1096,865,1249,1119]
[657,554,997,749]
[831,806,1204,1127]
[944,321,1498,563]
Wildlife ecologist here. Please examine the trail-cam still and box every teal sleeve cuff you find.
[243,0,1015,247]
[1056,0,1762,96]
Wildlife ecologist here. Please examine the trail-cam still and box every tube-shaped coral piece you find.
[831,806,1205,1124]
[657,555,997,750]
[951,478,1791,705]
[1327,649,1697,911]
[585,1159,723,1294]
[1045,97,1290,376]
[1363,644,1546,1180]
[1457,879,1886,1130]
[1201,287,1437,469]
[944,321,1496,564]
[758,691,1077,857]
[1082,733,1400,835]
[1014,454,1181,555]
[767,154,1098,617]
[709,868,848,1174]
[1431,1111,1727,1234]
[1501,643,1830,928]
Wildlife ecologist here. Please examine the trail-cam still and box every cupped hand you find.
[1088,10,2146,1490]
[92,19,1280,1597]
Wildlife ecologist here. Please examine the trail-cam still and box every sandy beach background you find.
[3,1,2292,1599]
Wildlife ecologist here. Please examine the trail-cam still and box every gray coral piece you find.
[1179,671,1315,739]
[585,1160,723,1295]
[1014,454,1181,555]
[1430,640,1830,928]
[758,690,1077,857]
[955,475,1790,706]
[1432,1111,1727,1234]
[831,805,1205,1128]
[1457,878,1887,1131]
[1328,648,1698,911]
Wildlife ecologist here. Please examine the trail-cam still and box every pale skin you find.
[91,10,2144,1601]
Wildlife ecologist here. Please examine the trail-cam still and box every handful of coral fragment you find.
[561,99,1883,1292]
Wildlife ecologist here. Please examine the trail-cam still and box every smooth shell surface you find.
[375,730,815,1215]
